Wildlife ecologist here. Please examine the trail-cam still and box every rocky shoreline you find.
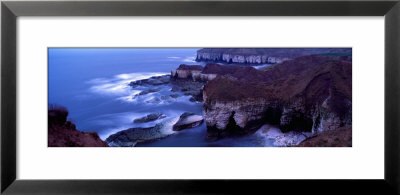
[167,54,352,145]
[108,53,352,146]
[50,49,352,147]
[105,112,204,146]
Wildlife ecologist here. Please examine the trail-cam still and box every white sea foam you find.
[159,116,180,135]
[87,72,167,96]
[183,56,196,63]
[256,124,309,147]
[167,56,181,59]
[100,115,180,141]
[89,112,145,140]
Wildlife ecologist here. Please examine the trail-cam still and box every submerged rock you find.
[134,88,161,97]
[133,113,166,123]
[145,97,161,104]
[170,79,205,102]
[173,112,204,131]
[169,94,180,98]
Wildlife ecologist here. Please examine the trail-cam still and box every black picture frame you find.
[1,0,399,194]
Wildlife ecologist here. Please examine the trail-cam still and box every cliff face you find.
[171,64,217,82]
[48,106,108,147]
[171,64,203,80]
[202,55,352,140]
[196,48,352,64]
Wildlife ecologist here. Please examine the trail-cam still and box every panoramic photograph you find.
[48,48,352,147]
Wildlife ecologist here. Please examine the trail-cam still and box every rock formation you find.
[171,64,203,80]
[133,113,166,123]
[201,55,352,140]
[105,118,176,147]
[48,105,108,147]
[129,75,170,87]
[196,48,352,64]
[171,64,218,82]
[172,112,204,131]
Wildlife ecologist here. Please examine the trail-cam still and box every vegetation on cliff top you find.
[48,105,108,147]
[203,55,352,103]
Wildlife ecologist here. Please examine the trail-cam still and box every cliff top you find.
[204,55,352,103]
[197,48,352,58]
[202,63,269,83]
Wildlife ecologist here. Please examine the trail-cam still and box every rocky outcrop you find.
[106,118,176,147]
[133,113,166,123]
[196,48,352,64]
[202,55,352,140]
[106,124,166,147]
[129,75,170,88]
[204,98,282,140]
[172,112,204,131]
[169,63,268,102]
[48,105,108,147]
[169,65,208,102]
[171,64,217,82]
[297,126,352,147]
[171,64,203,80]
[170,79,205,102]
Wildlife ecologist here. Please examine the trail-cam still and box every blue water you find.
[49,48,274,147]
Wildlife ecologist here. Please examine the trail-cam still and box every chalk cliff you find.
[196,48,352,64]
[201,55,352,140]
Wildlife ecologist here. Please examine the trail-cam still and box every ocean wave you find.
[87,72,167,96]
[100,115,180,142]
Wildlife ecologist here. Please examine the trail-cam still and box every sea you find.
[48,48,280,147]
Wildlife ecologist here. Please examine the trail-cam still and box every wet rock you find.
[133,113,166,123]
[134,88,161,97]
[160,95,170,100]
[297,126,352,147]
[145,97,161,104]
[189,97,196,102]
[170,79,204,101]
[106,123,167,147]
[173,112,204,131]
[129,75,170,88]
[169,94,180,98]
